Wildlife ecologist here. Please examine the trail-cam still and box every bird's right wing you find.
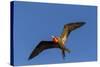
[28,41,59,60]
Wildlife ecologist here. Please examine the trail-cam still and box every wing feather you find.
[28,41,59,60]
[60,22,85,38]
[66,22,85,32]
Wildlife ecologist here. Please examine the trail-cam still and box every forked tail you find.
[61,47,70,59]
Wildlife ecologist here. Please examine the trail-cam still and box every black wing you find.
[60,22,85,38]
[67,22,85,36]
[66,22,85,32]
[28,41,59,60]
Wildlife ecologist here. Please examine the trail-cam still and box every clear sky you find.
[12,1,97,66]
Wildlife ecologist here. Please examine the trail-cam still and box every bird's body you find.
[28,22,85,60]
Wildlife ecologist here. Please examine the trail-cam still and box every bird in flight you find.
[28,22,85,60]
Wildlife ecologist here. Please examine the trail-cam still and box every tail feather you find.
[64,47,70,53]
[61,47,70,59]
[62,49,65,59]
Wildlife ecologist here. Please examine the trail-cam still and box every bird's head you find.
[51,35,59,43]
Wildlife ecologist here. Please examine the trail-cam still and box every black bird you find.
[28,22,85,60]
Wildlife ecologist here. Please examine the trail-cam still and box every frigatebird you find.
[28,22,85,60]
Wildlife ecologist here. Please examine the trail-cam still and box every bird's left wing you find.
[65,22,85,33]
[60,22,85,41]
[28,41,59,60]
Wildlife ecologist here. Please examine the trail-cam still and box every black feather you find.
[67,22,85,32]
[28,41,59,60]
[62,49,65,59]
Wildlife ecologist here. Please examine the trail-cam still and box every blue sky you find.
[12,1,97,66]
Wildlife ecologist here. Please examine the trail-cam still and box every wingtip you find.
[28,57,31,61]
[80,22,86,26]
[81,22,86,25]
[74,22,86,27]
[28,55,33,60]
[65,21,86,26]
